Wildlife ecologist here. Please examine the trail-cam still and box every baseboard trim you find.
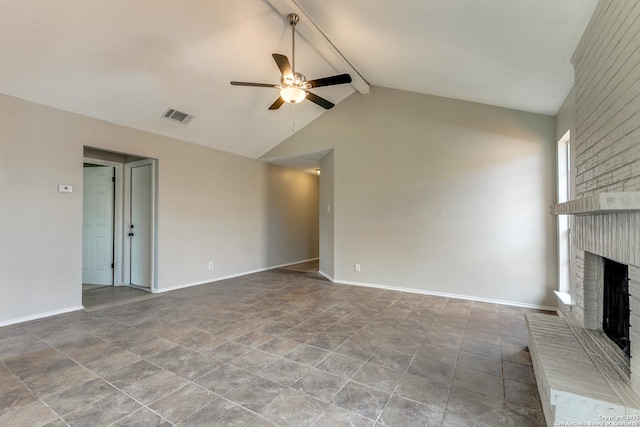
[0,305,84,327]
[277,258,319,268]
[157,258,320,294]
[1,260,549,326]
[332,278,556,311]
[318,270,335,282]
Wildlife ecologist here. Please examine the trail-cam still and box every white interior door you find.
[82,166,114,285]
[127,162,153,288]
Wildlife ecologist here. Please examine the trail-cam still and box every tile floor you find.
[82,285,161,312]
[0,266,548,426]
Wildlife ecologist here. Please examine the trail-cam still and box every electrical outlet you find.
[208,261,214,269]
[355,264,360,272]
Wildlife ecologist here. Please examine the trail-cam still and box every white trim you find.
[0,306,84,327]
[282,257,319,265]
[554,290,573,306]
[160,261,555,311]
[127,284,153,293]
[332,278,557,311]
[156,258,320,293]
[318,270,334,282]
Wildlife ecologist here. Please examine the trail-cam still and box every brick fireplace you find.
[566,196,640,378]
[526,0,640,424]
[528,198,640,424]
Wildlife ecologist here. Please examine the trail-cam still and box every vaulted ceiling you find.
[0,0,598,159]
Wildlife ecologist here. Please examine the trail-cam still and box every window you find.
[557,130,571,293]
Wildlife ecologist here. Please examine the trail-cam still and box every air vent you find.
[163,108,192,124]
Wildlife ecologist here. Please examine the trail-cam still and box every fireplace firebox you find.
[603,257,630,357]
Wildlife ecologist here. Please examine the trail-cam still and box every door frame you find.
[83,157,124,286]
[124,158,158,292]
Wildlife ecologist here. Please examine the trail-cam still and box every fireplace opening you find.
[603,257,630,357]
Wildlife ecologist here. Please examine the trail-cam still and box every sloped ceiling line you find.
[0,1,598,162]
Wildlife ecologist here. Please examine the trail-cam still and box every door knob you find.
[128,232,135,237]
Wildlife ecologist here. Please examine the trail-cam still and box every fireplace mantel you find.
[550,192,640,216]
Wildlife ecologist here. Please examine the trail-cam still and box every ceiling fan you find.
[231,13,352,110]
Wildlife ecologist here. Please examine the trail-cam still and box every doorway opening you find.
[82,147,158,310]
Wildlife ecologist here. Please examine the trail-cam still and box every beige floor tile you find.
[0,264,545,426]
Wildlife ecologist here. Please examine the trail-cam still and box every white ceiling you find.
[0,0,598,161]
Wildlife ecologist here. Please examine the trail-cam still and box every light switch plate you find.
[58,185,72,193]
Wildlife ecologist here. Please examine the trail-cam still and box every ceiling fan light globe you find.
[280,86,306,104]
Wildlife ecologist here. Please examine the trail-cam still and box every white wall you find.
[556,88,576,141]
[319,151,335,278]
[263,86,557,307]
[264,166,319,267]
[556,87,577,201]
[0,93,318,324]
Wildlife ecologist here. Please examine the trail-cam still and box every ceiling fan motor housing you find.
[281,72,309,89]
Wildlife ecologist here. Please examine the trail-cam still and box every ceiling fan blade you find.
[307,73,352,88]
[230,81,278,88]
[272,54,293,78]
[305,91,334,109]
[268,97,285,110]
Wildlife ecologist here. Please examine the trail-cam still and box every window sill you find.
[554,290,573,307]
